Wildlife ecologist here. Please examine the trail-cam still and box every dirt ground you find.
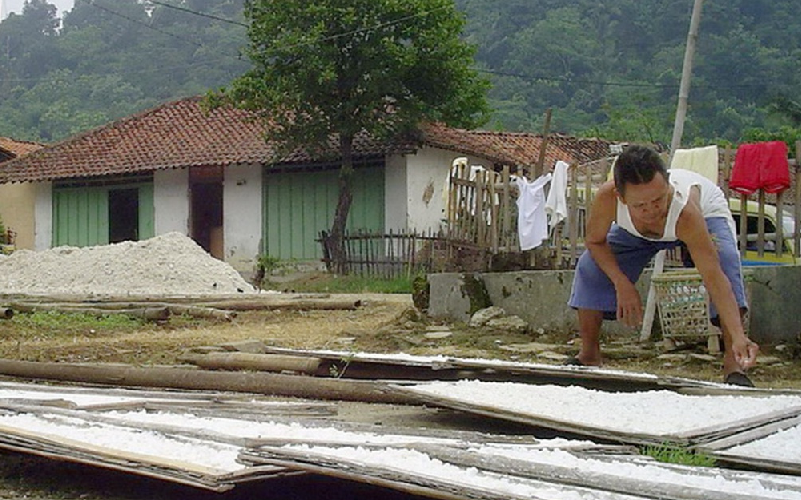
[1,292,800,499]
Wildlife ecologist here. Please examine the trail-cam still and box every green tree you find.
[211,0,489,267]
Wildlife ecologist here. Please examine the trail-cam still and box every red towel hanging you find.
[729,141,790,195]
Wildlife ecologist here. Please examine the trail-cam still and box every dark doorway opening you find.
[109,188,139,243]
[191,181,224,258]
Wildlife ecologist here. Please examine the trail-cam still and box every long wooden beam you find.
[0,359,417,405]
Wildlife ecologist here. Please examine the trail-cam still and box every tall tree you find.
[209,0,489,268]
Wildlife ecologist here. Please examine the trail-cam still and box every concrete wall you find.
[0,182,36,249]
[428,266,801,345]
[223,164,262,274]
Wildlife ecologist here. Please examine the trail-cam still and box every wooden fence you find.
[320,141,801,277]
[318,229,475,278]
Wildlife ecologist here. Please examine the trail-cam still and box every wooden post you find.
[776,191,785,258]
[501,165,512,251]
[796,141,801,259]
[568,162,580,267]
[739,193,748,260]
[757,190,766,257]
[722,145,733,200]
[533,108,552,179]
[476,169,486,249]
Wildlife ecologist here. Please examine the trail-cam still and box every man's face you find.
[617,174,671,224]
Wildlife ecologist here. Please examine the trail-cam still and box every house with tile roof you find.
[0,97,615,274]
[0,137,44,250]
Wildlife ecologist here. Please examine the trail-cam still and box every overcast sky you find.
[3,0,74,20]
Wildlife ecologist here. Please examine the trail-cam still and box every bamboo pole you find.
[669,0,704,158]
[641,0,705,342]
[0,359,417,405]
[181,352,322,375]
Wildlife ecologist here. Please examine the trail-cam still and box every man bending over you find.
[567,144,759,386]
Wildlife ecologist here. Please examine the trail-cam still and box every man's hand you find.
[615,280,643,327]
[732,336,760,369]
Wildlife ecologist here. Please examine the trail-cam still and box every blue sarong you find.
[568,217,747,324]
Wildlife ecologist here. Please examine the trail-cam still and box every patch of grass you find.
[640,443,716,467]
[9,311,147,339]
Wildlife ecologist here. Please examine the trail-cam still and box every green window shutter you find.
[138,183,155,240]
[52,187,109,247]
[52,176,154,248]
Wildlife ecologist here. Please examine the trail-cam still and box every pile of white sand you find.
[0,232,256,296]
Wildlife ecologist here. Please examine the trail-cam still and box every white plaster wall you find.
[384,154,408,232]
[33,181,52,251]
[223,164,263,274]
[403,147,491,233]
[153,168,190,235]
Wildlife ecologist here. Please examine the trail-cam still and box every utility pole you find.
[641,0,705,342]
[670,0,705,160]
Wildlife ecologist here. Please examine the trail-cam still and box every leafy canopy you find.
[210,0,490,156]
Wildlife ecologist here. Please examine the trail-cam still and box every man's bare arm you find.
[677,200,758,368]
[585,183,642,326]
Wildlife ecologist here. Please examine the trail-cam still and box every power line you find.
[138,1,450,52]
[477,68,769,90]
[77,0,205,48]
[147,0,247,27]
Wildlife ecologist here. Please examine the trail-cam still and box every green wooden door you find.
[52,181,155,247]
[263,165,385,259]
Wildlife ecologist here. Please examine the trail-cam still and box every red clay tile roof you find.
[420,122,614,169]
[0,137,44,160]
[0,96,615,183]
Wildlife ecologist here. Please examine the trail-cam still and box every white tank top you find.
[616,169,732,241]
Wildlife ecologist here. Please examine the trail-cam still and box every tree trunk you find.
[328,134,355,274]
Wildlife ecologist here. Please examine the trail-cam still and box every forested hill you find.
[1,0,800,147]
[456,0,801,146]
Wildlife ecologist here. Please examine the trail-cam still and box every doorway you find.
[190,167,224,259]
[108,188,139,243]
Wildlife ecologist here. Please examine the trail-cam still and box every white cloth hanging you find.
[516,174,552,251]
[670,145,719,182]
[545,160,569,229]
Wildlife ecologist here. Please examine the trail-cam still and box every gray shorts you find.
[568,217,747,323]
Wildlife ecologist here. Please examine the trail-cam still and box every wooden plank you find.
[393,385,801,448]
[243,444,636,500]
[242,453,480,500]
[695,414,801,475]
[0,420,237,477]
[698,414,801,452]
[416,444,782,500]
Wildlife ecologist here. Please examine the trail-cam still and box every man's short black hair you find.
[614,145,668,196]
